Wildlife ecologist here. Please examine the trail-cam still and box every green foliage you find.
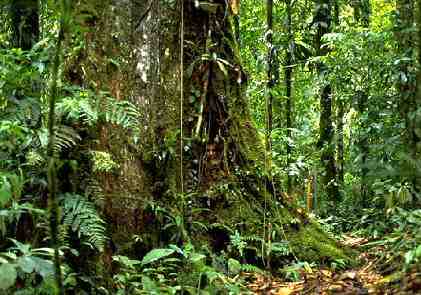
[57,87,140,133]
[60,193,107,252]
[0,171,45,237]
[112,242,251,294]
[0,239,58,292]
[1,0,421,293]
[141,248,176,266]
[0,263,17,290]
[281,261,315,282]
[90,151,119,173]
[56,87,98,126]
[362,208,421,272]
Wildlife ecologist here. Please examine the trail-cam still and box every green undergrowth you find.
[201,176,355,264]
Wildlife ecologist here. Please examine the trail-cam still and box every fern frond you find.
[85,178,106,209]
[61,193,107,252]
[240,264,264,274]
[58,223,70,247]
[54,125,81,153]
[243,235,263,243]
[102,98,140,130]
[56,90,98,126]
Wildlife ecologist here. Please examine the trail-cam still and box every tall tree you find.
[71,0,349,263]
[415,0,421,201]
[334,1,345,188]
[356,0,371,206]
[9,0,39,49]
[395,0,420,194]
[266,0,274,185]
[314,0,340,204]
[285,0,294,194]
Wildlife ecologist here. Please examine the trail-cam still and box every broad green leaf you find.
[228,258,241,275]
[32,257,54,278]
[17,256,36,273]
[0,180,12,207]
[415,245,421,258]
[0,263,17,290]
[141,248,175,265]
[190,253,206,263]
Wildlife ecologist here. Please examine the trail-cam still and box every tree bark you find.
[356,0,371,207]
[72,0,352,264]
[396,0,420,195]
[333,1,345,189]
[266,0,274,169]
[314,0,340,204]
[285,0,294,194]
[415,0,421,202]
[357,91,369,206]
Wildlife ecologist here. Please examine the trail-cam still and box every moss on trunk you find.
[70,0,354,266]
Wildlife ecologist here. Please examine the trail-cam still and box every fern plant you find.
[102,97,140,130]
[57,90,98,126]
[56,86,140,131]
[60,193,107,252]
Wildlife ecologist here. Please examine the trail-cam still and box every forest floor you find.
[244,234,421,294]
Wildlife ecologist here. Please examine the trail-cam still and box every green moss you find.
[198,178,356,264]
[287,222,355,263]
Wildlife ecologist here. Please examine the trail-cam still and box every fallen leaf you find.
[339,271,358,280]
[275,287,294,295]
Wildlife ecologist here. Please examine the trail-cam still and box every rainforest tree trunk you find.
[72,0,352,264]
[337,99,344,186]
[356,0,371,207]
[396,0,418,190]
[357,91,369,206]
[415,0,421,201]
[285,0,294,194]
[266,0,274,178]
[333,1,344,189]
[314,0,340,205]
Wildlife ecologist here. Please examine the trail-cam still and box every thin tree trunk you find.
[266,0,274,160]
[47,3,66,292]
[357,91,369,206]
[337,100,344,186]
[356,0,371,207]
[415,0,421,202]
[314,0,340,204]
[333,1,345,188]
[265,0,274,269]
[285,0,293,194]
